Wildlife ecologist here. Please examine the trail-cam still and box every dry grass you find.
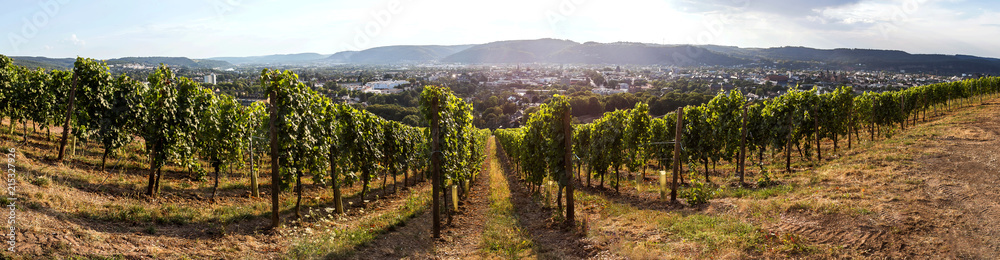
[574,96,1000,258]
[574,190,766,259]
[1,96,995,258]
[0,120,428,258]
[480,138,535,259]
[285,185,432,259]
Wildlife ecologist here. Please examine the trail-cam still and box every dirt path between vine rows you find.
[352,136,607,259]
[495,141,601,259]
[349,139,494,259]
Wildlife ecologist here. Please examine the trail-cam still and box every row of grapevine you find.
[493,95,574,224]
[419,86,489,237]
[572,102,663,192]
[495,96,569,185]
[419,86,489,189]
[262,68,439,222]
[0,57,74,144]
[497,99,673,195]
[494,96,570,189]
[673,77,998,181]
[1,55,490,230]
[496,76,1000,198]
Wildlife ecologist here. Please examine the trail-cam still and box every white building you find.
[364,88,404,95]
[592,87,627,95]
[365,80,410,90]
[203,73,217,84]
[361,80,410,94]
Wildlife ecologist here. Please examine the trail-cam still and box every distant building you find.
[367,88,403,94]
[342,82,364,91]
[204,73,217,84]
[365,80,410,90]
[592,87,627,95]
[362,80,410,94]
[765,75,789,86]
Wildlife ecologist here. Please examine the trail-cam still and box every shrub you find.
[757,170,779,188]
[31,176,52,187]
[680,169,714,206]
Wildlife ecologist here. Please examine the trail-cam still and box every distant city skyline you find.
[3,0,999,59]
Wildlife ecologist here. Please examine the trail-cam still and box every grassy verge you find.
[286,185,432,259]
[576,97,1000,258]
[574,190,776,258]
[9,132,414,228]
[480,138,534,259]
[19,158,312,226]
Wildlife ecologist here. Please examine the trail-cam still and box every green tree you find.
[0,55,19,135]
[624,102,651,179]
[72,58,114,142]
[261,69,327,217]
[97,75,148,170]
[20,69,52,142]
[337,103,383,207]
[683,105,713,181]
[196,94,248,201]
[143,65,206,196]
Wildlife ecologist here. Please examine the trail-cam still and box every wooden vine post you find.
[815,102,820,162]
[57,74,77,162]
[900,95,906,131]
[269,90,280,229]
[739,102,747,185]
[924,91,936,116]
[848,100,853,150]
[430,96,441,239]
[922,92,926,121]
[330,146,344,214]
[786,113,793,173]
[563,108,574,226]
[250,134,259,198]
[671,107,683,201]
[979,84,984,104]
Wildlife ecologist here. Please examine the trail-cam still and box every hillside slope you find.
[209,53,329,65]
[4,95,1000,258]
[328,45,473,64]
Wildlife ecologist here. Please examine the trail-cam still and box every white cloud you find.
[68,34,85,46]
[4,0,1000,59]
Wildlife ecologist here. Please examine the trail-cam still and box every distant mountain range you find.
[9,38,1000,74]
[11,56,231,70]
[209,53,328,65]
[326,45,474,64]
[700,45,1000,73]
[437,39,750,66]
[11,56,76,70]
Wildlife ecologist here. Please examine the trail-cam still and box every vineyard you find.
[498,76,1000,207]
[3,53,1000,259]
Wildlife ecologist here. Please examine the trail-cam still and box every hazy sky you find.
[3,0,998,59]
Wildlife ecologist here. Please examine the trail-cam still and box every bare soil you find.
[2,123,432,259]
[760,101,1000,258]
[6,99,1000,259]
[498,154,602,259]
[346,144,493,260]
